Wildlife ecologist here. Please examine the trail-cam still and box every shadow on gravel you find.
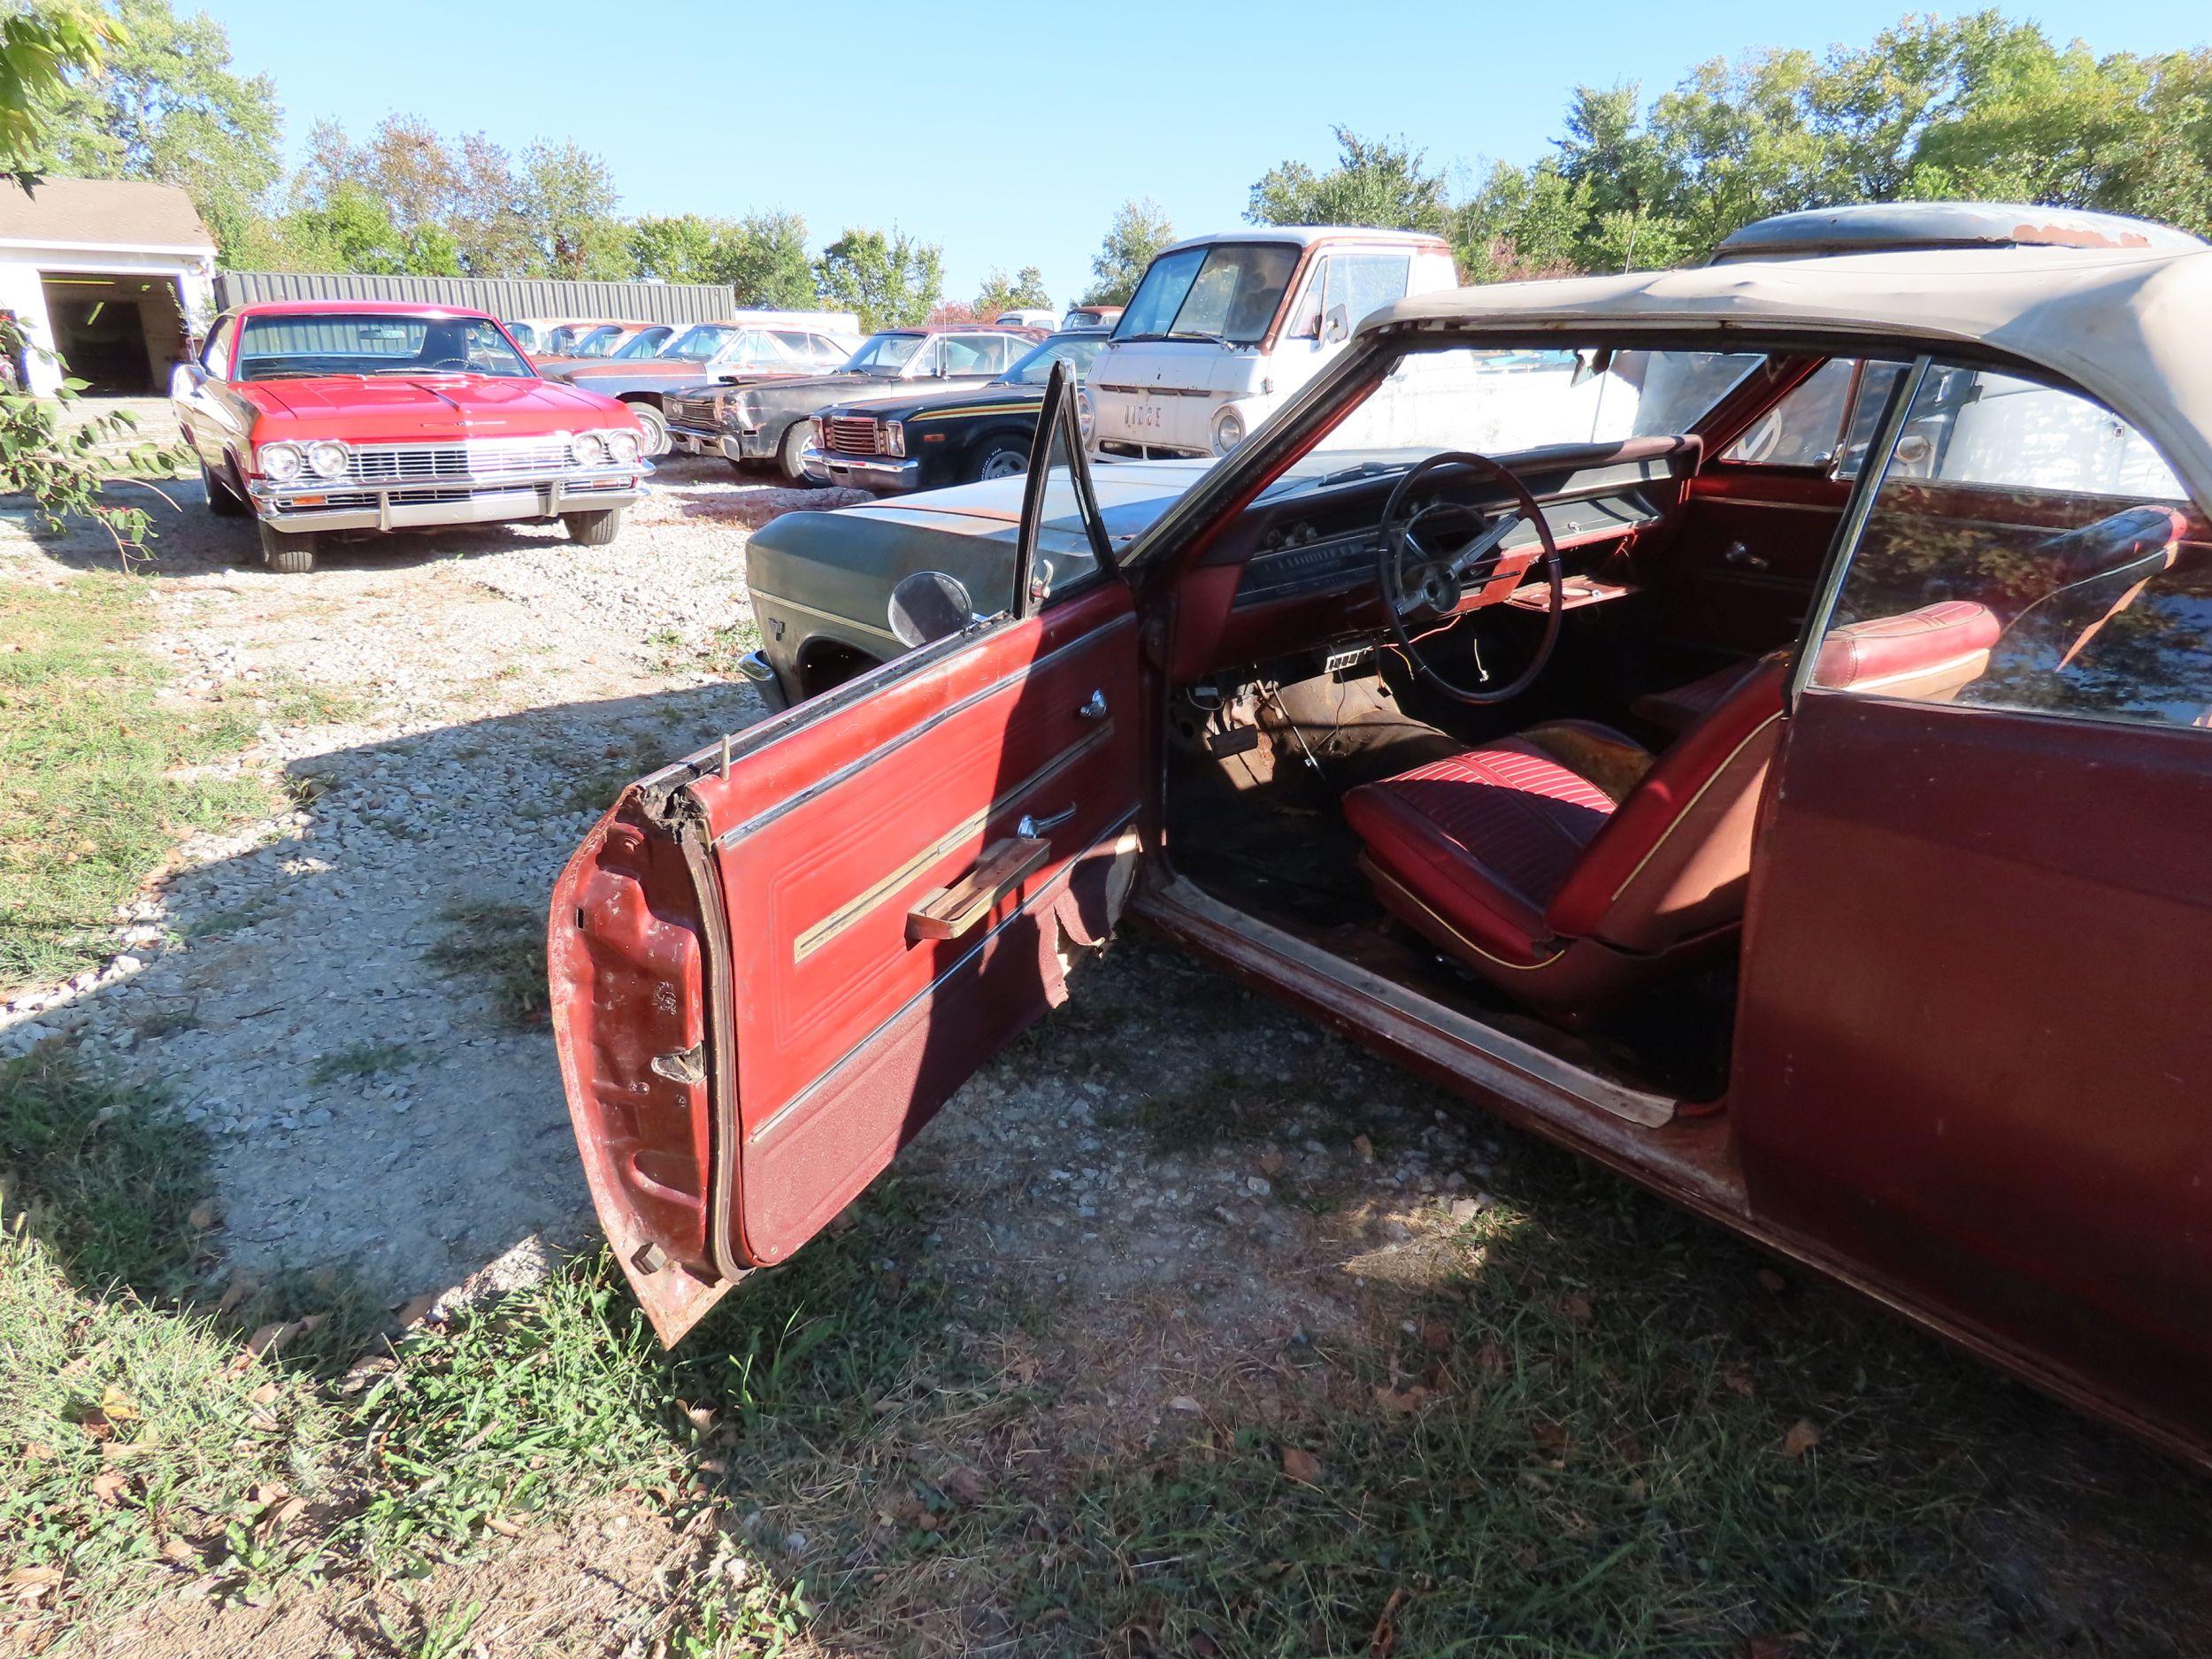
[25,672,773,1311]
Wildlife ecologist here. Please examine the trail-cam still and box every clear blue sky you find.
[216,0,2208,309]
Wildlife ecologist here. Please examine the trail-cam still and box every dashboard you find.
[1222,441,1694,611]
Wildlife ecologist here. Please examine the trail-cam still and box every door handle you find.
[1076,688,1109,720]
[1722,541,1771,572]
[906,836,1051,942]
[1017,803,1075,838]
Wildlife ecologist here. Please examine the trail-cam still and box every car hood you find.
[815,379,1046,423]
[835,457,1214,541]
[238,374,631,439]
[557,361,706,385]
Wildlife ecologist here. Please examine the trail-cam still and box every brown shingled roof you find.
[0,177,214,251]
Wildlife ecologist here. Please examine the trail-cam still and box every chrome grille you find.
[823,415,879,457]
[669,393,721,428]
[343,435,576,485]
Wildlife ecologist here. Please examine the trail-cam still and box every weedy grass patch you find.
[0,575,276,989]
[426,900,549,1029]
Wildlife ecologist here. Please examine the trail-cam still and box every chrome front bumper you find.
[667,426,721,457]
[800,443,918,491]
[735,649,792,711]
[249,467,649,534]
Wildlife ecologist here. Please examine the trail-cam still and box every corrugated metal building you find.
[214,271,736,326]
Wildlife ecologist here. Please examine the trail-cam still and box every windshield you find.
[661,324,741,363]
[613,327,671,360]
[1303,345,1763,471]
[1112,242,1301,346]
[1005,333,1105,386]
[234,313,533,380]
[843,332,926,375]
[567,325,624,358]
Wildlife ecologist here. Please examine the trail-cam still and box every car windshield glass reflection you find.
[1005,334,1104,386]
[569,326,623,357]
[236,315,532,380]
[662,325,739,362]
[1113,242,1300,345]
[844,333,926,375]
[613,328,671,359]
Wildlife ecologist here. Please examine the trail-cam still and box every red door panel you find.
[1662,470,1851,653]
[1734,692,2212,1448]
[550,580,1143,1340]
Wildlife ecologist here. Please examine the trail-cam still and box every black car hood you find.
[813,378,1046,423]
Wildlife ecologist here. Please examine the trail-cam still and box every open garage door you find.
[40,272,188,394]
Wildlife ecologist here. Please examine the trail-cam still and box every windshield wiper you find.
[1165,330,1235,347]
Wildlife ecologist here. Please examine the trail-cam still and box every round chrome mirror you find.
[887,570,975,649]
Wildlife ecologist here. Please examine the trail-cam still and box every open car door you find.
[549,368,1141,1341]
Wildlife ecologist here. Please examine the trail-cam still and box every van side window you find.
[1814,362,2210,730]
[1322,252,1412,334]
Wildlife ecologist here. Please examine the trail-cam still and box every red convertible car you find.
[549,219,2212,1466]
[172,301,648,572]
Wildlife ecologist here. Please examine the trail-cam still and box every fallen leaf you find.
[75,1408,114,1441]
[484,1514,524,1539]
[1557,1292,1594,1325]
[1167,1395,1202,1415]
[941,1467,988,1506]
[1781,1418,1823,1458]
[24,1442,52,1463]
[391,1293,439,1329]
[1374,1386,1430,1415]
[1418,1322,1451,1353]
[90,1471,128,1506]
[159,1539,198,1566]
[1531,1420,1572,1458]
[1280,1446,1324,1485]
[1258,1148,1287,1177]
[1743,1636,1795,1659]
[1722,1368,1756,1399]
[188,1200,222,1232]
[216,1273,259,1315]
[680,1402,718,1433]
[1352,1134,1375,1163]
[1473,1342,1509,1379]
[248,1382,279,1407]
[98,1385,141,1422]
[1369,1586,1409,1659]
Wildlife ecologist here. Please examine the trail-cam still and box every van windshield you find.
[1112,242,1302,347]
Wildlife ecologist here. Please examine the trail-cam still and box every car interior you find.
[1147,342,2211,1107]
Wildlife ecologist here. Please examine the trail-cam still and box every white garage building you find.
[0,177,216,397]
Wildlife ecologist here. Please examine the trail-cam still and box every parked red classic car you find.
[172,301,649,572]
[549,215,2212,1467]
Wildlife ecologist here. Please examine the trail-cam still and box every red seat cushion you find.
[1340,740,1617,966]
[1813,599,2001,692]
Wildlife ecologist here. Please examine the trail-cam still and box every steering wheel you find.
[423,356,472,373]
[1376,450,1563,705]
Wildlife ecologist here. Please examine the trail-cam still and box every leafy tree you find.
[973,265,1050,319]
[1247,127,1450,234]
[629,212,719,284]
[0,3,119,186]
[718,211,814,307]
[1083,196,1173,305]
[0,6,184,557]
[813,227,943,331]
[33,0,280,258]
[518,140,626,278]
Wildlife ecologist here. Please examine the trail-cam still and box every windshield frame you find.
[1002,332,1105,387]
[233,311,534,381]
[1110,240,1305,348]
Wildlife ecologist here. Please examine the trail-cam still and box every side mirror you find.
[888,570,976,648]
[170,362,204,398]
[1321,304,1350,345]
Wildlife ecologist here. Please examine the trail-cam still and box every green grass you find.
[0,576,278,990]
[425,900,548,1030]
[308,1041,417,1086]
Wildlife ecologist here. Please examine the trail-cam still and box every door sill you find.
[1136,874,1704,1145]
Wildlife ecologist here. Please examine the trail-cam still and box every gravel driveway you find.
[0,453,867,1303]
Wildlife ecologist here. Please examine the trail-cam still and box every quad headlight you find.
[306,440,349,480]
[605,427,641,465]
[257,441,303,481]
[1076,387,1095,447]
[570,431,611,467]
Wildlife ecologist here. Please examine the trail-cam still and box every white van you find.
[1083,227,1457,461]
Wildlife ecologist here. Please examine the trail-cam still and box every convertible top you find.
[1369,245,2212,510]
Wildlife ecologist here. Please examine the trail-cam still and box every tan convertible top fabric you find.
[1369,247,2212,509]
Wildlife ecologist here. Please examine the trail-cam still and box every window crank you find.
[1018,804,1076,837]
[1076,688,1109,720]
[1723,541,1770,572]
